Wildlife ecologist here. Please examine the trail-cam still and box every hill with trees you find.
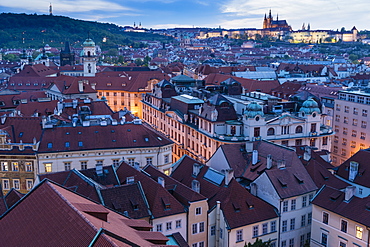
[0,13,173,50]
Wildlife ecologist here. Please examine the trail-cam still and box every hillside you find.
[0,13,173,49]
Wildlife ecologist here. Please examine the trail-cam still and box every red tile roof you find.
[0,180,169,246]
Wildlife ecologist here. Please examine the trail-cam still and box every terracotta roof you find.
[143,164,207,207]
[171,155,278,229]
[38,123,173,153]
[1,117,43,143]
[205,73,279,93]
[336,149,370,188]
[0,180,169,246]
[12,64,57,77]
[116,162,186,218]
[312,185,370,227]
[4,189,24,209]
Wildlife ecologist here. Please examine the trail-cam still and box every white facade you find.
[83,38,97,77]
[152,212,187,241]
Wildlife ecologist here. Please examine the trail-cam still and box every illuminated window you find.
[12,162,19,171]
[356,226,363,239]
[44,163,52,173]
[1,162,8,171]
[25,162,32,172]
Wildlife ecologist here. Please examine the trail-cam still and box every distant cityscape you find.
[0,10,369,247]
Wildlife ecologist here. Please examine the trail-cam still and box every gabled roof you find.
[171,155,278,229]
[13,64,57,77]
[336,149,370,188]
[312,185,370,227]
[0,180,169,246]
[116,162,186,218]
[143,165,207,206]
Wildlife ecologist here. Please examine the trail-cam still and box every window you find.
[362,109,368,117]
[199,242,204,247]
[176,220,181,229]
[253,225,259,237]
[322,212,329,224]
[236,229,243,242]
[210,225,216,236]
[112,159,119,167]
[271,221,276,232]
[26,179,33,190]
[282,220,287,232]
[166,222,172,231]
[344,106,349,113]
[281,240,287,247]
[64,162,71,171]
[295,125,303,133]
[220,228,223,239]
[156,224,162,232]
[361,121,367,128]
[343,127,348,135]
[146,157,153,165]
[310,123,316,132]
[195,207,202,215]
[44,163,52,173]
[267,128,275,136]
[13,179,20,190]
[291,199,296,210]
[65,142,70,148]
[192,243,197,247]
[339,242,347,247]
[341,148,346,156]
[334,136,339,143]
[289,238,294,247]
[283,201,288,212]
[359,188,363,195]
[341,220,347,233]
[354,107,358,115]
[12,162,19,171]
[353,119,358,126]
[47,142,53,148]
[335,115,340,122]
[290,218,295,230]
[2,179,9,190]
[344,116,348,124]
[321,233,328,246]
[262,223,268,234]
[25,162,32,172]
[361,132,366,140]
[80,161,87,170]
[164,155,169,163]
[352,130,357,137]
[335,125,339,132]
[342,138,347,146]
[351,141,356,148]
[300,235,305,247]
[310,138,316,147]
[302,196,307,207]
[295,139,302,146]
[307,213,312,225]
[323,136,328,145]
[336,104,341,111]
[128,158,135,166]
[356,226,363,239]
[1,162,8,171]
[192,223,198,234]
[301,215,306,227]
[199,222,204,232]
[78,141,83,147]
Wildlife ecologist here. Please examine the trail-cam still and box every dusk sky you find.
[0,0,368,31]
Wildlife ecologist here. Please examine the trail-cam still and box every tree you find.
[134,58,143,66]
[244,238,272,247]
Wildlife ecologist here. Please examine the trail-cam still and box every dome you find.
[299,98,321,114]
[83,38,95,47]
[244,101,264,118]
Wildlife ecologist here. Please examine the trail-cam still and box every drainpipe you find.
[278,200,282,247]
[216,201,221,247]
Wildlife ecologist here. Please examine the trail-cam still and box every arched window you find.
[87,51,91,57]
[296,125,303,133]
[267,128,275,136]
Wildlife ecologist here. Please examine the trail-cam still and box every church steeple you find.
[276,13,278,21]
[49,3,52,16]
[269,9,272,19]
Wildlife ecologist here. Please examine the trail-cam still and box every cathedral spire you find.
[276,13,278,21]
[269,9,272,19]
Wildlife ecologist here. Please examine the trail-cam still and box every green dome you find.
[299,98,321,114]
[244,101,264,118]
[83,38,95,47]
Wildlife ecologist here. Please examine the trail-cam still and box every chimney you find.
[72,99,78,109]
[158,177,165,187]
[349,161,359,182]
[1,115,6,125]
[120,116,126,125]
[222,168,234,186]
[78,80,84,93]
[252,150,258,165]
[245,141,253,152]
[303,146,311,161]
[266,154,272,169]
[250,183,257,196]
[193,163,200,176]
[344,186,356,201]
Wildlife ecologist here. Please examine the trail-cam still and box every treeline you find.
[0,13,173,49]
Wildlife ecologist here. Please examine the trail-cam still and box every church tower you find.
[82,37,97,77]
[49,3,52,16]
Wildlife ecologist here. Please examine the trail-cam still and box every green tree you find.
[244,238,272,247]
[143,55,151,66]
[3,53,18,62]
[134,58,143,66]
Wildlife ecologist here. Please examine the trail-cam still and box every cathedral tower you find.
[82,37,97,77]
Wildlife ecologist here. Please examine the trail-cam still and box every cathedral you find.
[263,10,292,31]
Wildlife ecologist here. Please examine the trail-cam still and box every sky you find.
[0,0,368,31]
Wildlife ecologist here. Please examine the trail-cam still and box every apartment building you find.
[332,89,370,165]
